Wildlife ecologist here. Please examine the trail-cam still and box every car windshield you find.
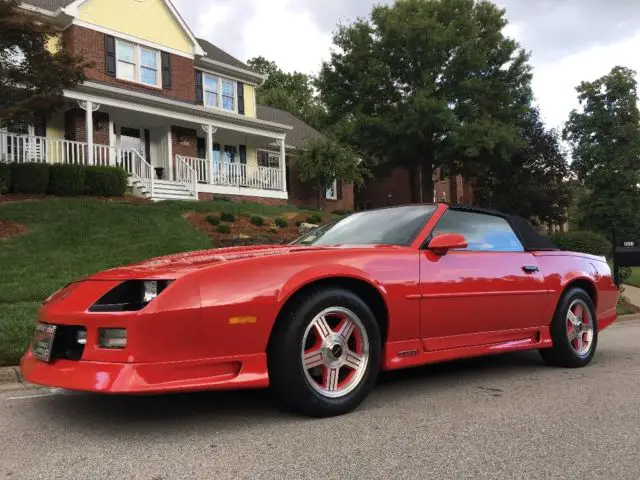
[292,205,438,246]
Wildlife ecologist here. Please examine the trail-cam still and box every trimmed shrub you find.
[85,166,127,197]
[549,230,612,257]
[275,217,288,228]
[220,212,236,222]
[206,215,220,226]
[48,164,86,196]
[250,215,265,226]
[217,224,231,234]
[10,162,49,194]
[332,209,352,216]
[306,214,322,224]
[0,163,11,194]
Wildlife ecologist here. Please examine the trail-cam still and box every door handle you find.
[522,265,539,274]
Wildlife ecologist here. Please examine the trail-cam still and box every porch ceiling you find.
[64,81,292,141]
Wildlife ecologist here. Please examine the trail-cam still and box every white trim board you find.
[64,89,288,140]
[195,66,259,87]
[72,20,194,59]
[197,57,265,84]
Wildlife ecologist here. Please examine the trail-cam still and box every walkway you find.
[623,284,640,307]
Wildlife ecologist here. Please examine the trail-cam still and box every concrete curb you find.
[0,366,33,393]
[1,314,639,392]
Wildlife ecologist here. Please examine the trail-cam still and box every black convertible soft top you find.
[449,205,558,252]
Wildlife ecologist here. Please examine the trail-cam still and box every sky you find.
[172,0,640,131]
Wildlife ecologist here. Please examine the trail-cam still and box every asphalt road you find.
[2,321,640,480]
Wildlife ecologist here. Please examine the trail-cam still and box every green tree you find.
[0,0,89,126]
[247,56,325,130]
[563,66,640,241]
[317,0,533,202]
[474,108,573,227]
[295,137,369,209]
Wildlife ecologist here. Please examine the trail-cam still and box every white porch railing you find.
[183,156,209,184]
[0,132,138,168]
[121,150,154,197]
[180,155,283,191]
[175,155,197,198]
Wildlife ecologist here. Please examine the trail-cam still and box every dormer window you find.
[116,40,161,87]
[203,73,236,112]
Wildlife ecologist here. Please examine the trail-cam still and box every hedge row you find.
[0,163,127,197]
[549,230,612,257]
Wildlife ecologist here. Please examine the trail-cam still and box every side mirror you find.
[428,233,468,255]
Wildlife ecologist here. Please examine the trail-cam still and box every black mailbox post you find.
[613,239,640,287]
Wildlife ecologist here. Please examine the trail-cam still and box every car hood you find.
[86,244,338,280]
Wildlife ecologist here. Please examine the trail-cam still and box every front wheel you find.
[268,288,381,418]
[539,288,598,368]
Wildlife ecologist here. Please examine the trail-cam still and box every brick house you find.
[356,166,474,210]
[1,0,353,209]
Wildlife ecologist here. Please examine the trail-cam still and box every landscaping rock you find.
[235,234,251,240]
[298,222,319,234]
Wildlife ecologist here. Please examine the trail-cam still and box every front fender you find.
[278,264,389,305]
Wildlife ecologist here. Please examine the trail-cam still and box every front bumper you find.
[20,350,269,394]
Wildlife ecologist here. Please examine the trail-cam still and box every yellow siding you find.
[46,33,61,54]
[246,146,257,167]
[243,84,256,118]
[46,111,65,163]
[78,0,192,54]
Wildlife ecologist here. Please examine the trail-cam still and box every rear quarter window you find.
[432,210,524,252]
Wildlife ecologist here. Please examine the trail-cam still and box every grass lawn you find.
[626,268,640,288]
[0,197,323,366]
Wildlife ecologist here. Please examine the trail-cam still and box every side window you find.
[432,210,524,252]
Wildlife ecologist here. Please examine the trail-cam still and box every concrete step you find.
[154,179,183,187]
[151,193,196,202]
[153,184,191,194]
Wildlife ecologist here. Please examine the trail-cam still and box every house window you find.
[116,40,160,87]
[203,73,237,112]
[204,75,218,108]
[326,180,338,200]
[222,80,235,111]
[257,150,280,169]
[224,145,237,162]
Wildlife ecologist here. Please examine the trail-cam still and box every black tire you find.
[539,287,598,368]
[267,287,381,418]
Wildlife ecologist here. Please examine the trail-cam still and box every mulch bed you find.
[619,298,640,314]
[186,212,311,247]
[0,220,29,239]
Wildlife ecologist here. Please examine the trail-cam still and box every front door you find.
[420,209,550,351]
[120,127,142,153]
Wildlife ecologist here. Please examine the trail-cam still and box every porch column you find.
[278,137,287,192]
[85,101,93,164]
[78,100,100,165]
[202,125,217,184]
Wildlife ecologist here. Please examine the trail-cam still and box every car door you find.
[420,209,550,351]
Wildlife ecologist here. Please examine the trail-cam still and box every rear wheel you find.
[539,288,598,368]
[268,288,381,418]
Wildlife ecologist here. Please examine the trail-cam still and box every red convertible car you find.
[21,204,619,417]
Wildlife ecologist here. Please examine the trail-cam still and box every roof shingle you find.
[257,105,325,150]
[196,38,257,74]
[21,0,74,11]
